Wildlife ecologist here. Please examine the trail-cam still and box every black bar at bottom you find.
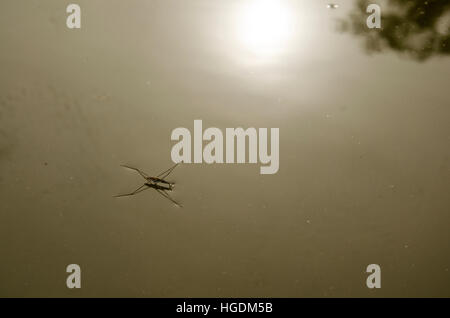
[0,298,446,315]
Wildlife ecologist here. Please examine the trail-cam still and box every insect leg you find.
[156,163,179,179]
[120,165,150,179]
[155,189,182,207]
[114,184,149,197]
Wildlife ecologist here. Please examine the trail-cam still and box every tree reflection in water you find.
[339,0,450,61]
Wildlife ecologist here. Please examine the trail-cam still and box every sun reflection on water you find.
[236,0,294,59]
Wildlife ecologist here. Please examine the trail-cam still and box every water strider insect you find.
[114,163,182,207]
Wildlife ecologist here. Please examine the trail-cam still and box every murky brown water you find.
[0,0,449,297]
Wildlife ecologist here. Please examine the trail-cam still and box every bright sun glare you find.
[238,0,293,57]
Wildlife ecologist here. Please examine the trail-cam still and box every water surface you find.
[0,0,449,297]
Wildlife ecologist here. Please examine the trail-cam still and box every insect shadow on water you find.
[114,163,182,207]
